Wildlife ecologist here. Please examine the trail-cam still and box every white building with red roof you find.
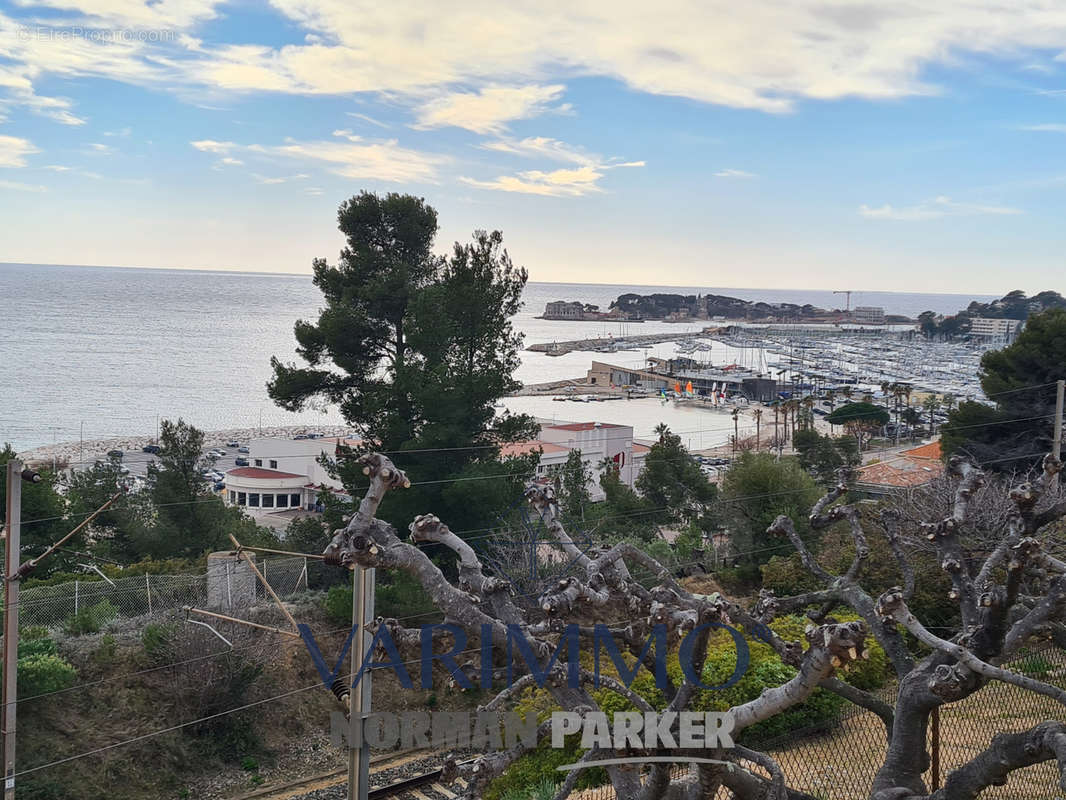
[502,421,649,501]
[224,434,360,517]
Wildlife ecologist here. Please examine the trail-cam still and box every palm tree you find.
[800,396,815,431]
[922,393,941,436]
[730,408,740,455]
[752,408,763,449]
[825,388,837,413]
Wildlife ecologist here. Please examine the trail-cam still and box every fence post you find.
[145,574,152,615]
[300,558,308,592]
[930,706,940,790]
[74,580,79,616]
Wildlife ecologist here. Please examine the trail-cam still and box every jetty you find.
[527,329,723,356]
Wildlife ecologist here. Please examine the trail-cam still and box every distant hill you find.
[919,290,1066,338]
[610,292,832,320]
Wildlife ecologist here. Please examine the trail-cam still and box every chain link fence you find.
[15,556,311,631]
[569,646,1066,800]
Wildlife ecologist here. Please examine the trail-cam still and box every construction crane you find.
[833,290,853,312]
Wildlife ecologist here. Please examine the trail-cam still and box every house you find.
[223,434,360,516]
[502,421,650,500]
[854,441,944,497]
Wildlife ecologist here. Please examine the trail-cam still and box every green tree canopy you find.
[636,425,718,531]
[718,452,820,566]
[269,192,539,536]
[942,308,1066,469]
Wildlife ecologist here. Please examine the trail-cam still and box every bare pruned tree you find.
[322,452,1066,799]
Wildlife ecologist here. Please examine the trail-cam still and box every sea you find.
[0,262,998,452]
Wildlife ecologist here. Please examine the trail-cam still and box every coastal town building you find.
[224,423,648,518]
[503,420,649,500]
[852,306,885,325]
[544,300,586,320]
[854,441,944,497]
[223,435,359,517]
[969,317,1023,341]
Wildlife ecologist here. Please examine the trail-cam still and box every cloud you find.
[0,134,39,167]
[14,2,1066,126]
[482,136,598,165]
[859,195,1023,220]
[1019,123,1066,132]
[190,132,447,182]
[217,157,244,166]
[0,178,46,192]
[190,139,236,153]
[413,85,566,133]
[714,168,757,178]
[461,161,643,197]
[346,111,389,128]
[87,142,116,154]
[252,172,309,184]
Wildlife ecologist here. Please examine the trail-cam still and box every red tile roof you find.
[901,441,942,460]
[857,441,944,488]
[227,467,305,479]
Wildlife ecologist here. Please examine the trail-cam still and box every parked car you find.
[235,457,249,466]
[141,444,161,454]
[227,440,240,448]
[107,449,123,459]
[213,480,225,491]
[238,446,250,454]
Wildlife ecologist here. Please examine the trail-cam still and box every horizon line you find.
[0,262,1012,298]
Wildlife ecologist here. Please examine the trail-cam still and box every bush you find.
[63,600,118,636]
[17,653,77,696]
[323,585,354,625]
[141,622,177,661]
[18,637,57,660]
[485,736,600,800]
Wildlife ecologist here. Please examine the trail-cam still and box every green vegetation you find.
[718,452,820,569]
[3,631,77,698]
[824,402,890,450]
[267,191,540,537]
[918,289,1066,339]
[488,612,891,797]
[942,308,1066,469]
[793,428,861,486]
[62,600,117,636]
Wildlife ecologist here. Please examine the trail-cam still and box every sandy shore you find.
[17,424,357,469]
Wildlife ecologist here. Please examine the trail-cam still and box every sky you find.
[2,2,1066,293]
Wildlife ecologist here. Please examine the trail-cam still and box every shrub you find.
[93,634,118,665]
[141,622,177,661]
[20,625,50,641]
[240,756,259,772]
[485,736,600,800]
[323,585,354,625]
[17,653,77,696]
[18,637,57,660]
[63,600,118,636]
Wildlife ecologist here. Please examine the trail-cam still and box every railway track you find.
[233,751,475,800]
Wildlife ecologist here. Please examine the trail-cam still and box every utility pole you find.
[1053,379,1064,490]
[2,460,41,800]
[348,566,374,800]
